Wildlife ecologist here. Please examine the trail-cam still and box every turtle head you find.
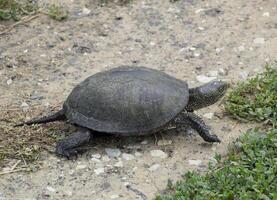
[186,80,228,111]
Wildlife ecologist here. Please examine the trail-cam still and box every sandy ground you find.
[0,0,276,199]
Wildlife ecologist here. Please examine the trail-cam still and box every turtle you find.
[16,66,228,158]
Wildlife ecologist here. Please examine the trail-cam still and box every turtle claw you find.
[204,134,221,143]
[56,142,91,159]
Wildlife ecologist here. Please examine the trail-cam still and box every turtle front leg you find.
[56,127,92,159]
[178,112,221,143]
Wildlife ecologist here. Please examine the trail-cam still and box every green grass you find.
[225,65,277,124]
[0,0,37,20]
[156,66,277,200]
[0,0,68,21]
[46,4,68,21]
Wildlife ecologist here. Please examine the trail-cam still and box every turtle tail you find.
[14,109,66,127]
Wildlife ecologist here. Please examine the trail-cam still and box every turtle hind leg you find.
[56,127,92,159]
[178,112,221,143]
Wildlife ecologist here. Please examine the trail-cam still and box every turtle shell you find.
[63,66,189,136]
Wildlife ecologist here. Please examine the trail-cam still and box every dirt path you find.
[0,0,276,199]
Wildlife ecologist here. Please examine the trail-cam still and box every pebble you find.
[157,139,172,146]
[65,190,73,196]
[135,152,142,157]
[91,158,101,162]
[203,112,214,119]
[215,47,224,53]
[6,79,12,85]
[239,71,249,79]
[188,159,202,166]
[218,68,227,76]
[122,153,135,161]
[46,186,56,193]
[91,153,102,159]
[207,70,218,77]
[110,194,119,199]
[150,150,167,159]
[82,7,91,15]
[21,102,29,112]
[94,168,105,175]
[237,45,245,52]
[114,161,123,168]
[196,75,217,83]
[141,140,148,145]
[76,164,87,170]
[253,37,265,45]
[193,52,200,57]
[101,155,110,162]
[262,12,270,17]
[195,9,205,14]
[148,164,161,171]
[105,148,121,158]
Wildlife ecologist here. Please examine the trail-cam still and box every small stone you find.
[76,164,87,170]
[141,140,148,145]
[239,71,249,79]
[195,9,205,14]
[134,152,142,157]
[149,164,161,171]
[188,159,202,166]
[110,194,119,199]
[198,26,205,31]
[122,153,135,161]
[193,52,200,57]
[215,47,224,53]
[262,12,270,17]
[101,155,110,162]
[105,148,121,158]
[203,113,214,119]
[207,70,218,77]
[196,75,217,83]
[6,79,12,85]
[65,190,72,196]
[189,47,196,51]
[253,37,265,45]
[150,150,167,159]
[21,102,29,108]
[237,45,245,52]
[30,91,44,100]
[82,7,91,15]
[114,161,123,168]
[91,158,101,163]
[21,102,29,112]
[218,68,227,76]
[44,102,50,107]
[157,139,172,146]
[46,186,56,193]
[94,167,105,175]
[91,153,101,159]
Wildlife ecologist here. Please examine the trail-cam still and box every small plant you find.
[47,4,68,21]
[225,65,277,124]
[0,0,37,20]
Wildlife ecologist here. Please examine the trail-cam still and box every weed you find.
[0,0,37,20]
[47,4,68,21]
[225,65,277,124]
